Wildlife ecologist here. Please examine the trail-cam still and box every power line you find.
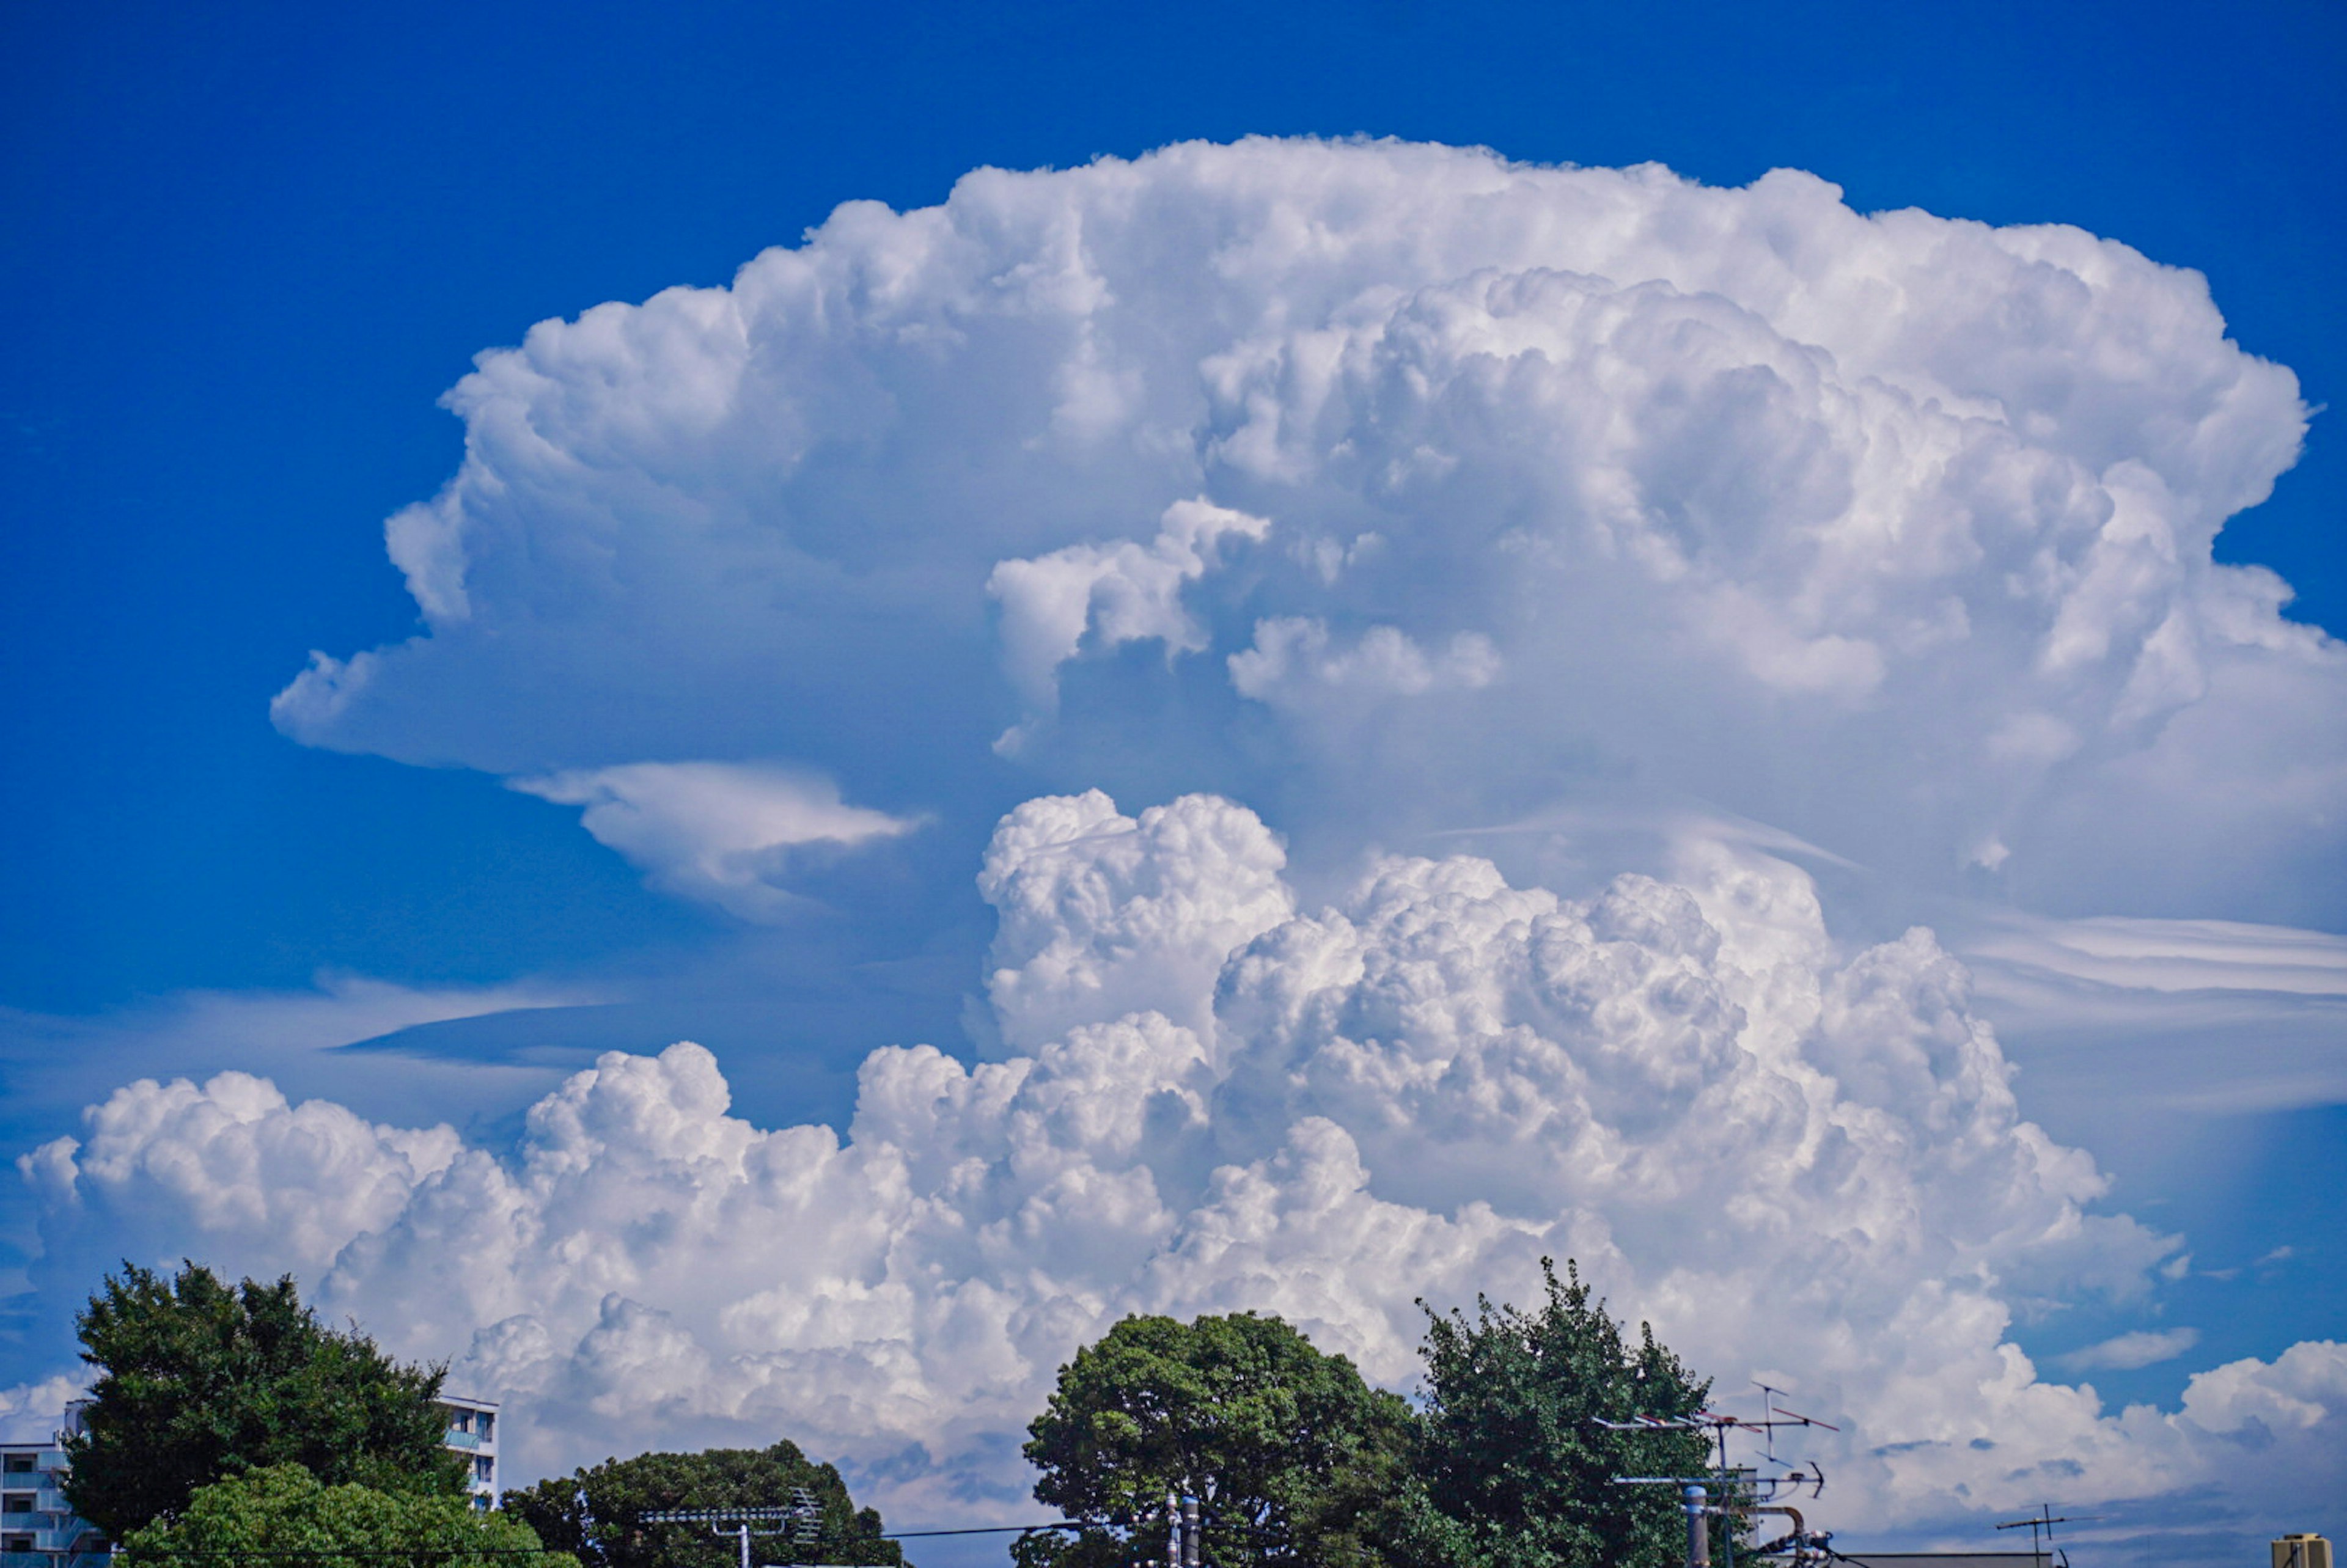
[879,1525,1082,1539]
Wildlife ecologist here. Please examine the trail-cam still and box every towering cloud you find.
[17,138,2334,1563]
[23,793,2343,1546]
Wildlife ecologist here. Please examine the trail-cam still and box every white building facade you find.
[0,1390,502,1564]
[438,1394,500,1509]
[0,1409,106,1568]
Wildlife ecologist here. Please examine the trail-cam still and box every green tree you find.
[1019,1311,1421,1568]
[119,1463,566,1568]
[1414,1259,1713,1568]
[501,1441,900,1568]
[65,1261,468,1539]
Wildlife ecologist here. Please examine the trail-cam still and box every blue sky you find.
[7,0,2343,1008]
[2,1,2342,1559]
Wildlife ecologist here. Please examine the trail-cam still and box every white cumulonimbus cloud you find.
[21,793,2343,1548]
[265,136,2342,926]
[23,137,2335,1563]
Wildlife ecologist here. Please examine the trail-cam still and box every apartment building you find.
[0,1409,105,1568]
[439,1393,500,1509]
[0,1391,502,1567]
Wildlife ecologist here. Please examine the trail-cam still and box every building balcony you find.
[2,1525,97,1552]
[0,1504,65,1522]
[0,1552,111,1568]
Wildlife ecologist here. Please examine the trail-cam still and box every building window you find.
[2,1495,31,1514]
[0,1457,30,1475]
[475,1457,494,1482]
[449,1410,473,1435]
[477,1413,494,1442]
[5,1533,34,1551]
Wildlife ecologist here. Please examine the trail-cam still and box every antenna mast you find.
[1996,1503,2101,1568]
[1604,1388,1841,1568]
[642,1492,823,1568]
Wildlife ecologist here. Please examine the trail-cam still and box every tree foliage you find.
[1019,1312,1420,1568]
[65,1261,467,1539]
[1414,1259,1713,1568]
[501,1442,900,1568]
[119,1464,564,1568]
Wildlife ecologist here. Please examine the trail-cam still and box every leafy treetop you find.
[1020,1311,1421,1568]
[501,1441,900,1568]
[118,1464,568,1568]
[66,1261,467,1539]
[1414,1259,1714,1568]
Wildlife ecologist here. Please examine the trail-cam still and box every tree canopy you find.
[1022,1274,1719,1568]
[119,1464,564,1568]
[65,1261,468,1539]
[1019,1311,1420,1568]
[501,1441,900,1568]
[1414,1259,1714,1568]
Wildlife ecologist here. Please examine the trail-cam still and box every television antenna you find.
[1750,1383,1841,1464]
[1598,1399,1838,1498]
[1996,1503,2101,1567]
[1603,1390,1842,1568]
[641,1490,823,1568]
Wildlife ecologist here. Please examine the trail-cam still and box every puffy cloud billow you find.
[23,139,2343,1559]
[23,793,2345,1545]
